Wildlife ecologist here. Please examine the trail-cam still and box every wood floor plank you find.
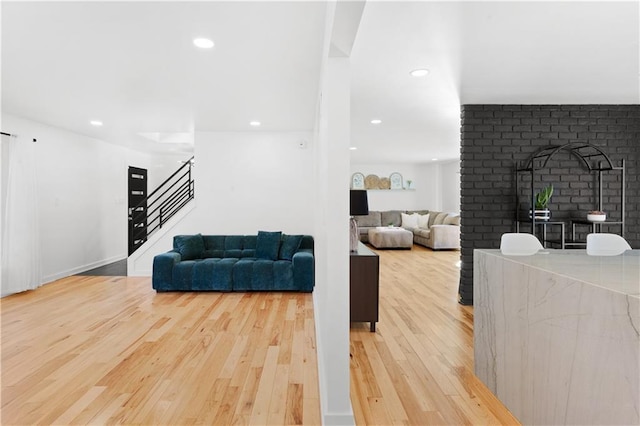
[50,385,106,425]
[84,392,131,425]
[284,382,303,425]
[267,364,290,425]
[351,244,520,425]
[360,339,410,424]
[249,345,279,425]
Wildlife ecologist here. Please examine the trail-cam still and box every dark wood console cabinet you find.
[350,242,379,332]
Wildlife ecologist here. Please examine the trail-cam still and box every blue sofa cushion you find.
[225,249,243,258]
[202,235,225,258]
[279,234,303,261]
[274,260,295,290]
[256,231,281,260]
[232,259,254,291]
[240,249,256,258]
[201,235,259,258]
[225,236,244,251]
[252,259,274,290]
[152,251,180,291]
[172,260,199,290]
[242,235,257,249]
[174,234,204,260]
[192,258,235,291]
[203,249,224,258]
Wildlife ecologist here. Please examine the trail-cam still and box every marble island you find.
[474,249,639,426]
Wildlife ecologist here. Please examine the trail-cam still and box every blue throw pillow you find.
[256,231,282,260]
[174,234,204,260]
[279,234,303,261]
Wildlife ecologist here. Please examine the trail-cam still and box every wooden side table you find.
[350,242,379,332]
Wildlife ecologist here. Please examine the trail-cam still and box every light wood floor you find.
[2,247,519,425]
[1,276,320,425]
[350,245,519,425]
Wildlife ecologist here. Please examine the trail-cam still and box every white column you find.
[313,55,354,425]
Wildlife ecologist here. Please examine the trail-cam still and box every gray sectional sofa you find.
[355,210,460,250]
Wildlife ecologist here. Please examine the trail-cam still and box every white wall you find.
[415,162,441,210]
[440,159,461,213]
[192,132,315,235]
[128,131,316,275]
[134,151,194,194]
[352,161,460,213]
[0,114,189,291]
[0,125,7,293]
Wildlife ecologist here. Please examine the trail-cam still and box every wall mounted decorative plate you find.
[379,177,391,189]
[351,172,365,189]
[389,172,403,190]
[364,174,380,189]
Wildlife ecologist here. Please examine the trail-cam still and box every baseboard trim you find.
[323,413,357,426]
[41,254,127,284]
[128,269,151,277]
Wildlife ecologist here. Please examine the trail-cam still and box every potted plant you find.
[529,184,553,220]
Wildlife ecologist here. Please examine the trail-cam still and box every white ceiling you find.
[2,1,639,163]
[2,1,327,153]
[350,1,639,163]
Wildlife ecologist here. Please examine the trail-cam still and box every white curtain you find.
[1,136,41,296]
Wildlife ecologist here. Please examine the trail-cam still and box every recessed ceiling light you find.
[410,69,430,77]
[349,147,358,150]
[432,158,438,161]
[90,120,103,126]
[370,119,382,125]
[250,121,261,127]
[193,38,214,49]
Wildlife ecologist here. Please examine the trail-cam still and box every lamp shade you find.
[350,190,369,216]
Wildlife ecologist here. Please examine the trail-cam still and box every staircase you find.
[129,156,194,254]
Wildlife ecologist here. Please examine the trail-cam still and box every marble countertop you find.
[475,249,640,298]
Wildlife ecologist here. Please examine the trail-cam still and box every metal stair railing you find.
[129,156,194,253]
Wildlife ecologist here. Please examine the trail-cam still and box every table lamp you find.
[350,190,369,252]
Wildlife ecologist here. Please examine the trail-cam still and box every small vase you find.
[529,209,551,221]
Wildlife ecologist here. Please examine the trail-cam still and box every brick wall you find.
[458,105,640,305]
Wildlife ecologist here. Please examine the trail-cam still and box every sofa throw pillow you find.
[279,234,303,261]
[434,212,449,225]
[401,212,419,229]
[444,214,460,226]
[417,213,430,229]
[174,234,204,260]
[256,231,282,260]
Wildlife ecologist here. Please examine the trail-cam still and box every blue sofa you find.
[152,232,314,292]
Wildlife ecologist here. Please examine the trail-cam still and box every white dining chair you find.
[500,233,544,256]
[586,233,631,256]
